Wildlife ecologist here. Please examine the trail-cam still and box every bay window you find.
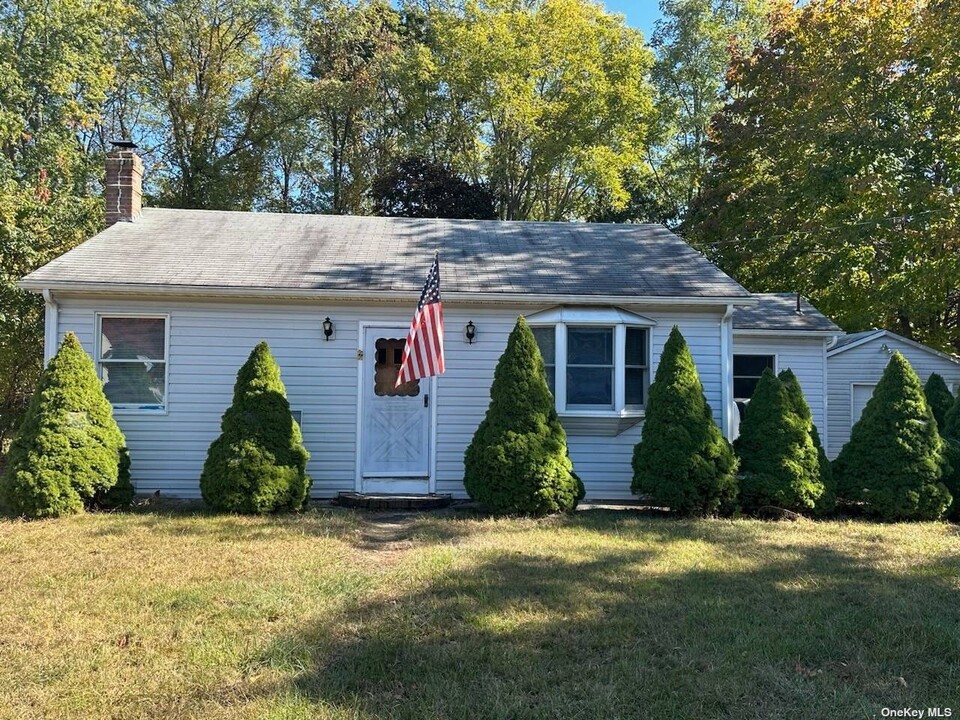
[97,315,168,412]
[528,307,653,418]
[566,326,615,408]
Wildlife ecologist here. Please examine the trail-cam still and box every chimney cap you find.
[109,139,138,150]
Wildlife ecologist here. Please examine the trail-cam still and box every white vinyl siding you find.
[827,335,960,458]
[732,335,829,449]
[54,296,728,501]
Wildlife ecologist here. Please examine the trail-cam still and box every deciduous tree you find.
[688,0,960,353]
[0,0,127,444]
[371,155,495,218]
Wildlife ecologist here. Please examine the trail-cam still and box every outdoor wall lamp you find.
[465,321,476,344]
[322,317,334,340]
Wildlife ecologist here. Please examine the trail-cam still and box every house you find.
[826,330,960,457]
[19,146,850,500]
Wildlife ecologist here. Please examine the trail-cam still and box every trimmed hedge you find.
[734,369,825,514]
[200,342,311,513]
[632,326,737,515]
[833,352,952,521]
[924,373,955,432]
[464,317,583,515]
[1,333,132,518]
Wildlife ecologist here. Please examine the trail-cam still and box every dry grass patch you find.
[1,507,958,719]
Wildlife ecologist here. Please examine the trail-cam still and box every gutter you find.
[720,303,735,441]
[16,280,759,308]
[42,289,59,364]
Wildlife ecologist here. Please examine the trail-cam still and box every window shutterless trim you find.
[95,313,170,415]
[528,319,652,417]
[732,353,778,402]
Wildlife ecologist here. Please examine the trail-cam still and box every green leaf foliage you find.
[200,342,311,514]
[687,0,960,354]
[734,369,825,514]
[371,156,496,219]
[464,317,582,516]
[833,352,952,521]
[1,333,131,518]
[632,326,737,515]
[779,368,835,514]
[0,0,124,444]
[923,373,955,432]
[945,393,960,441]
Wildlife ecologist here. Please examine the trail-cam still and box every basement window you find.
[97,315,168,412]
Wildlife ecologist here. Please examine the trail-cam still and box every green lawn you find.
[1,506,958,719]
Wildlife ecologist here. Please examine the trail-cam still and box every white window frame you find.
[733,353,778,403]
[95,313,170,415]
[850,382,877,425]
[527,308,654,418]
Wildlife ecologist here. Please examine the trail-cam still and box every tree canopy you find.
[687,0,960,354]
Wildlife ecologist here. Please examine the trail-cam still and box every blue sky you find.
[600,0,662,39]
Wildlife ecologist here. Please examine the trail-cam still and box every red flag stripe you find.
[396,255,444,387]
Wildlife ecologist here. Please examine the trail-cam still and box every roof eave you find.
[19,279,757,307]
[734,328,841,338]
[826,329,960,364]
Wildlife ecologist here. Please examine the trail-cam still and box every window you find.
[97,316,168,411]
[373,337,419,397]
[566,327,614,407]
[733,354,775,418]
[625,327,647,407]
[530,318,651,416]
[531,326,556,395]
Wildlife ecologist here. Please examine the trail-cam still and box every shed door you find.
[852,383,876,425]
[360,327,431,491]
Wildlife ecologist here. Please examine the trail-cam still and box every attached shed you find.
[732,293,842,449]
[826,330,960,457]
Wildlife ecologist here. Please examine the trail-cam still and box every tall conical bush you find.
[1,333,133,518]
[779,369,835,514]
[923,373,955,432]
[940,393,960,519]
[944,392,960,440]
[833,352,952,520]
[632,326,737,515]
[464,317,583,515]
[734,369,824,514]
[200,342,311,513]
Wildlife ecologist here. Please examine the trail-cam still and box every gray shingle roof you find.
[827,329,883,350]
[21,208,750,298]
[733,293,841,332]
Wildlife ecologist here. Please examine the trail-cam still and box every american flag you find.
[396,253,445,386]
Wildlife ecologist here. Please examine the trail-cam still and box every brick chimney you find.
[105,140,143,227]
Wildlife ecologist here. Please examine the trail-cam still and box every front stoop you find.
[335,492,453,510]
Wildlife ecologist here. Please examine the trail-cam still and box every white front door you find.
[360,327,432,493]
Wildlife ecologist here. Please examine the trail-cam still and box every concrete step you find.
[335,492,453,510]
